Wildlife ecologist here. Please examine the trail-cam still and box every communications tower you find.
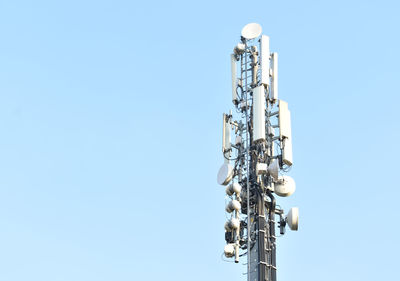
[217,23,299,281]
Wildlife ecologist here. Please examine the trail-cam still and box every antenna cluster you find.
[217,23,299,281]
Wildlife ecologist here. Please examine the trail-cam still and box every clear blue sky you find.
[0,1,399,280]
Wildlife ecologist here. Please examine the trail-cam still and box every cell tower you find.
[217,23,299,281]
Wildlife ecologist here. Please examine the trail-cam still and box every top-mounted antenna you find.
[241,23,262,40]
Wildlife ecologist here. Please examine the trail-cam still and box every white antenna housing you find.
[224,218,240,231]
[278,100,291,139]
[278,100,293,166]
[256,161,279,180]
[267,159,279,181]
[274,175,296,197]
[217,163,234,186]
[256,163,268,175]
[234,43,245,55]
[226,182,242,196]
[231,54,238,104]
[271,52,278,101]
[282,138,293,166]
[222,114,231,159]
[241,23,262,40]
[235,135,242,146]
[260,35,270,87]
[252,85,266,143]
[286,207,299,231]
[224,244,235,258]
[225,200,241,213]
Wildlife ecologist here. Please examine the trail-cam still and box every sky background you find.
[0,1,399,281]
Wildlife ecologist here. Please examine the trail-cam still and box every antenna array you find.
[217,23,299,281]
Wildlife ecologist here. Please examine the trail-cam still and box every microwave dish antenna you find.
[217,163,234,186]
[241,23,262,39]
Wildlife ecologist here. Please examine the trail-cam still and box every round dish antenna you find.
[274,175,296,197]
[224,218,240,231]
[225,200,241,213]
[226,182,242,196]
[217,163,234,185]
[286,207,299,231]
[241,23,262,40]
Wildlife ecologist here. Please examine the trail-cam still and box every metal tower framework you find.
[218,23,298,281]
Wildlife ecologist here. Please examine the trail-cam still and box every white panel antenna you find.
[252,85,266,143]
[222,114,231,160]
[282,137,293,166]
[260,35,270,87]
[251,46,258,87]
[278,100,291,139]
[231,54,238,104]
[271,52,278,101]
[278,100,293,166]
